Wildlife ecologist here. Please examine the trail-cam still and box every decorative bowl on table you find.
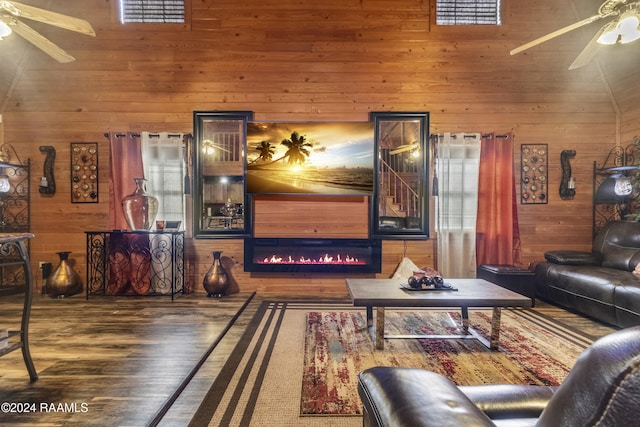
[403,274,456,291]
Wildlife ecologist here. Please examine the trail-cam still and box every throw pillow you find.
[391,257,441,280]
[390,257,420,280]
[633,263,640,279]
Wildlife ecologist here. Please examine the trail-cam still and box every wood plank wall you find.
[0,0,638,295]
[253,195,370,238]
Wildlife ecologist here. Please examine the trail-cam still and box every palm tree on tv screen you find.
[281,131,312,165]
[254,140,275,162]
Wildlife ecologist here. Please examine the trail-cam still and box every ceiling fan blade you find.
[568,24,609,70]
[389,143,420,155]
[0,1,95,36]
[203,141,232,153]
[0,15,75,62]
[510,13,614,55]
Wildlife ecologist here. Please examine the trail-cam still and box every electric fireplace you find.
[244,238,382,273]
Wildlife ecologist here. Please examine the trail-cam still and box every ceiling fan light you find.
[618,14,640,43]
[597,11,640,45]
[0,21,12,39]
[598,21,622,45]
[202,141,216,155]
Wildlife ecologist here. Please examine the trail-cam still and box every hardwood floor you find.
[0,291,261,427]
[0,291,618,426]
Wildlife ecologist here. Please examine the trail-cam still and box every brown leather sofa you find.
[534,220,640,327]
[357,326,640,427]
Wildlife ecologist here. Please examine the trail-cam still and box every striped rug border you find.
[188,298,608,425]
[509,308,596,348]
[189,300,295,426]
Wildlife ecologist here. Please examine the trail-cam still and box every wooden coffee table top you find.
[346,278,532,308]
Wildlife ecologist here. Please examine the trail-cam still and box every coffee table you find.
[345,278,532,350]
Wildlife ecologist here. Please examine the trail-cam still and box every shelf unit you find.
[0,144,30,296]
[593,143,638,238]
[0,233,38,381]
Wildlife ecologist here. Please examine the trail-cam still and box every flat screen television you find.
[246,121,374,195]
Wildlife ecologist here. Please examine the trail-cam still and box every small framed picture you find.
[164,221,182,231]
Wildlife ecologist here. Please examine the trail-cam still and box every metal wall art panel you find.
[71,142,98,203]
[521,144,548,204]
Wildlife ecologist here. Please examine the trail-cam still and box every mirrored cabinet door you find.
[193,111,253,238]
[370,112,430,239]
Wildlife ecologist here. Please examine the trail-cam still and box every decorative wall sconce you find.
[560,149,576,200]
[39,146,56,195]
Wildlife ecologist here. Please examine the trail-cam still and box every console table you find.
[0,233,38,381]
[85,230,185,299]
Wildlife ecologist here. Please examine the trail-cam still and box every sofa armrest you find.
[544,250,601,266]
[358,367,495,427]
[459,384,557,419]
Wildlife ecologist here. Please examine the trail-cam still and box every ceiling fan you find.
[202,140,232,154]
[0,1,95,63]
[510,0,640,70]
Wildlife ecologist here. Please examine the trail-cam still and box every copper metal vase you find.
[46,252,83,298]
[203,251,228,298]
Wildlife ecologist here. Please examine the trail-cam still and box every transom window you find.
[436,0,501,25]
[120,0,185,23]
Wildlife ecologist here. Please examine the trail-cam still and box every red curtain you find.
[108,132,144,230]
[476,132,522,266]
[107,132,151,294]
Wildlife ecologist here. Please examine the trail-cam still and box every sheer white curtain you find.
[141,132,185,225]
[141,132,185,294]
[436,133,481,278]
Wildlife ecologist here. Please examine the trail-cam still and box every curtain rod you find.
[104,132,192,138]
[104,132,140,138]
[147,133,183,138]
[431,133,509,139]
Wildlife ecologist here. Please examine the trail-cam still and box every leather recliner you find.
[357,326,640,427]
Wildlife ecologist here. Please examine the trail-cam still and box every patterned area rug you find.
[301,309,594,415]
[190,301,601,426]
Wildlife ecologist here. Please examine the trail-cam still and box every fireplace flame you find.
[260,253,364,265]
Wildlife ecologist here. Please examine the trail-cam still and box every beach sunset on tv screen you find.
[246,121,374,195]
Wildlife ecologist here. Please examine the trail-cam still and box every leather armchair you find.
[358,326,640,426]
